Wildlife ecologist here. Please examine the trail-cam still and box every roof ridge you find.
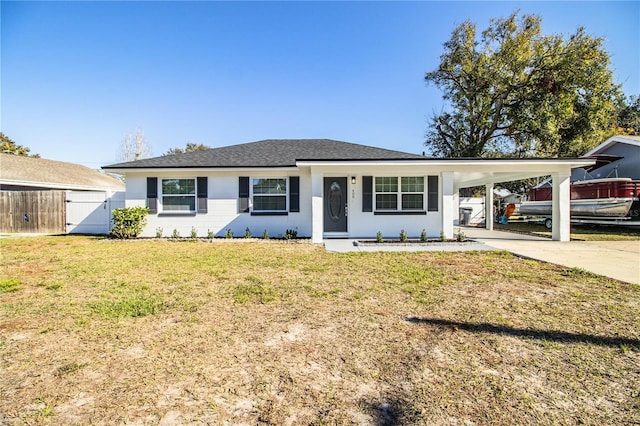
[104,139,425,169]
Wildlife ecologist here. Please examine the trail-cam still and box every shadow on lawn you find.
[406,317,640,348]
[360,400,401,425]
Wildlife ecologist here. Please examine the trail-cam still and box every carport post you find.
[485,183,494,230]
[441,172,455,239]
[311,170,324,243]
[551,171,571,241]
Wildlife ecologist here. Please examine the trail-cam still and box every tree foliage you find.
[119,128,152,162]
[615,95,640,136]
[164,143,211,156]
[0,132,40,157]
[425,12,621,158]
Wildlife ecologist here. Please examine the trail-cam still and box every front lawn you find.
[1,236,638,424]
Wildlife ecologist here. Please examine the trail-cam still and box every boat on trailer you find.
[519,177,640,228]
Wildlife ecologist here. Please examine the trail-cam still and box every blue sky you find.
[1,1,638,168]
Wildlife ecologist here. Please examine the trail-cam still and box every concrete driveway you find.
[461,227,640,285]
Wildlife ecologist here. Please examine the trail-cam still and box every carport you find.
[441,158,596,241]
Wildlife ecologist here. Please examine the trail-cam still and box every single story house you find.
[0,153,125,192]
[1,153,125,234]
[577,135,640,181]
[103,139,594,242]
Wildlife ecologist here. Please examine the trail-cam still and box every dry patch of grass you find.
[1,236,639,425]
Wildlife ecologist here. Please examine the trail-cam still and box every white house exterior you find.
[103,139,594,242]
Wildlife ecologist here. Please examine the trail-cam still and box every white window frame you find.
[251,177,288,213]
[160,178,197,213]
[374,176,425,212]
[400,176,425,211]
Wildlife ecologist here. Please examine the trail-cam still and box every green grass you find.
[232,276,277,304]
[0,236,638,425]
[0,278,20,293]
[88,294,165,318]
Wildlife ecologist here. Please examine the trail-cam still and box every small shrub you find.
[110,207,149,239]
[172,229,181,239]
[456,231,467,242]
[155,227,163,238]
[263,229,270,240]
[190,226,198,239]
[440,230,446,242]
[225,229,234,239]
[244,227,252,238]
[399,229,408,242]
[284,228,298,240]
[420,228,428,242]
[376,231,383,243]
[207,229,214,239]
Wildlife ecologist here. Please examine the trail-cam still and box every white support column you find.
[311,170,324,243]
[552,171,571,241]
[441,171,455,239]
[485,183,494,230]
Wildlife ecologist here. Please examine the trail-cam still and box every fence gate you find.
[0,191,66,233]
[65,191,126,234]
[66,191,109,234]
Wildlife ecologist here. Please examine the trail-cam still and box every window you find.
[375,177,398,210]
[401,177,424,210]
[252,178,286,211]
[374,176,425,211]
[161,178,196,212]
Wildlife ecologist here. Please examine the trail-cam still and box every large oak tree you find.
[425,12,621,158]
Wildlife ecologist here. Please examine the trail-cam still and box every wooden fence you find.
[0,191,66,233]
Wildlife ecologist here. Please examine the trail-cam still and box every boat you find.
[519,177,638,218]
[508,149,640,227]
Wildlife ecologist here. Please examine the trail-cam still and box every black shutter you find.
[197,177,207,213]
[427,175,439,212]
[238,176,249,213]
[146,177,158,214]
[289,176,300,212]
[362,176,373,212]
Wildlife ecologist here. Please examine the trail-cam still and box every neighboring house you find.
[0,154,125,234]
[103,139,594,242]
[0,153,124,192]
[576,135,640,181]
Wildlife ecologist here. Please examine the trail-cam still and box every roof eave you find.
[296,158,596,167]
[583,135,640,157]
[0,179,124,192]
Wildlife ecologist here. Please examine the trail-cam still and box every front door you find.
[323,177,348,232]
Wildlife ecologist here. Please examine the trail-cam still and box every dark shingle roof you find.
[103,139,427,169]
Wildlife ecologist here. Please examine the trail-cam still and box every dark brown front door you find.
[323,177,347,232]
